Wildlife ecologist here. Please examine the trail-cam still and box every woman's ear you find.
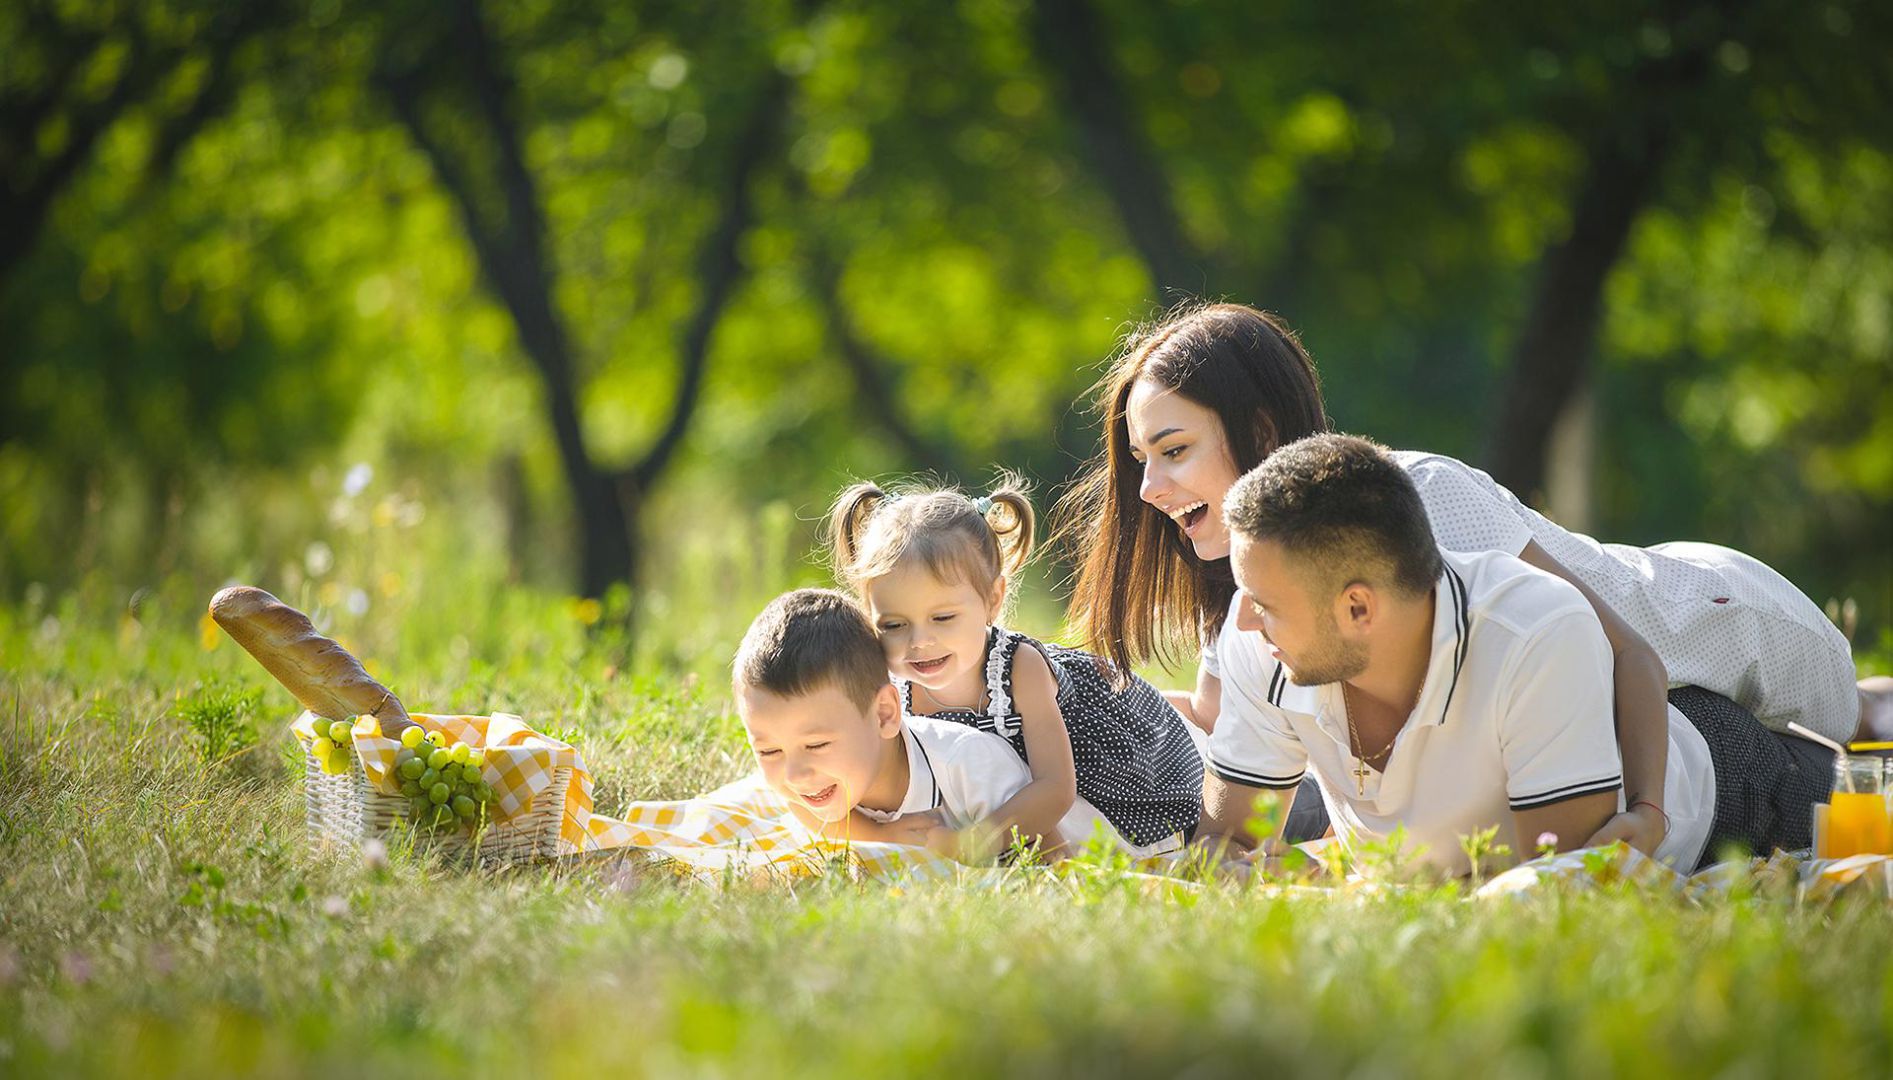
[987,575,1009,620]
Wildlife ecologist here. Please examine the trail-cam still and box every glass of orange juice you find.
[1816,755,1892,860]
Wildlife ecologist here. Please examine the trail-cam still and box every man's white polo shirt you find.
[1208,548,1715,875]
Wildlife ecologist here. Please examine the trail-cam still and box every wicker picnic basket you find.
[301,738,571,867]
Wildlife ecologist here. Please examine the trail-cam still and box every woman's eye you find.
[1162,445,1186,459]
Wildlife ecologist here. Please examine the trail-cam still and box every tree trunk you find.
[1482,124,1671,501]
[1028,0,1206,299]
[1482,11,1725,499]
[382,0,788,604]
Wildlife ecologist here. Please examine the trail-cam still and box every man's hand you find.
[1581,803,1667,855]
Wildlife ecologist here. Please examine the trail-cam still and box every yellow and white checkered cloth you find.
[294,714,1893,897]
[592,773,963,882]
[293,711,959,878]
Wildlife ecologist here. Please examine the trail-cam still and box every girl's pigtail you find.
[826,482,886,589]
[983,471,1037,581]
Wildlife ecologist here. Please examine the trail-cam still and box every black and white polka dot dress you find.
[896,626,1204,847]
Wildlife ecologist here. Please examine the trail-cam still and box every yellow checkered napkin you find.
[589,774,961,881]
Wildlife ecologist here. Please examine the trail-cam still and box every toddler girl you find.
[827,476,1203,856]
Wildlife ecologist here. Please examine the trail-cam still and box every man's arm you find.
[1514,789,1620,859]
[1199,771,1288,852]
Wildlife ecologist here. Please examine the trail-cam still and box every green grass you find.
[5,562,1893,1078]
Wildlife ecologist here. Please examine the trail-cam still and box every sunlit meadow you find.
[4,479,1892,1079]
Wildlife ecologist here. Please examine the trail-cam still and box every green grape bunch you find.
[389,726,498,832]
[309,717,499,833]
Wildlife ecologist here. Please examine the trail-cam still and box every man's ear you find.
[987,575,1009,620]
[873,682,903,738]
[1336,581,1378,639]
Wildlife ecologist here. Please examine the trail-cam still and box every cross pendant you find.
[1353,757,1369,797]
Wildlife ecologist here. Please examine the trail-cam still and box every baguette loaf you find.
[209,585,414,736]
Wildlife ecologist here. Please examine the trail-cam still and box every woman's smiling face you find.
[1125,379,1244,561]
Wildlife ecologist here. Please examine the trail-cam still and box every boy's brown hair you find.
[732,589,890,708]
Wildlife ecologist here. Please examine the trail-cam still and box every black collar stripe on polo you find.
[911,729,941,809]
[1437,564,1470,725]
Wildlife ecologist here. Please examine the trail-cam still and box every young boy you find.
[732,588,1038,860]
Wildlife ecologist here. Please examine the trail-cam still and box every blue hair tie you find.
[971,496,994,515]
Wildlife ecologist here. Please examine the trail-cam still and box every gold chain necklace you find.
[1342,681,1408,797]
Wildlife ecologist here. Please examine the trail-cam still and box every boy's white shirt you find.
[1208,547,1715,875]
[854,714,1034,831]
[857,714,1181,856]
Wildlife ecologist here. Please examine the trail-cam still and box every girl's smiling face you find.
[1125,379,1244,561]
[866,560,1005,706]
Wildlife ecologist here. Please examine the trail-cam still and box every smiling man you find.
[1198,434,1718,876]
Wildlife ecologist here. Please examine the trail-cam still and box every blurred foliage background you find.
[2,0,1889,679]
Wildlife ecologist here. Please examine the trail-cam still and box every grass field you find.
[5,561,1893,1078]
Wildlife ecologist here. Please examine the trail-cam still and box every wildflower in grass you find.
[147,943,175,978]
[1536,832,1559,859]
[322,895,349,918]
[361,838,389,872]
[59,952,92,985]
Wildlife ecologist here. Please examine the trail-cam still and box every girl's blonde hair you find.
[826,473,1037,608]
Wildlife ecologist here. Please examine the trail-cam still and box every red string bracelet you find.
[1629,799,1670,838]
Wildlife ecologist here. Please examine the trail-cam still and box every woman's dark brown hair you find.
[1054,302,1329,681]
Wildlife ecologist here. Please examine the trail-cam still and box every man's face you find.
[1231,533,1368,687]
[738,681,899,824]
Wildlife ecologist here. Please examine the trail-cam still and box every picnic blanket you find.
[296,711,963,880]
[297,711,1893,899]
